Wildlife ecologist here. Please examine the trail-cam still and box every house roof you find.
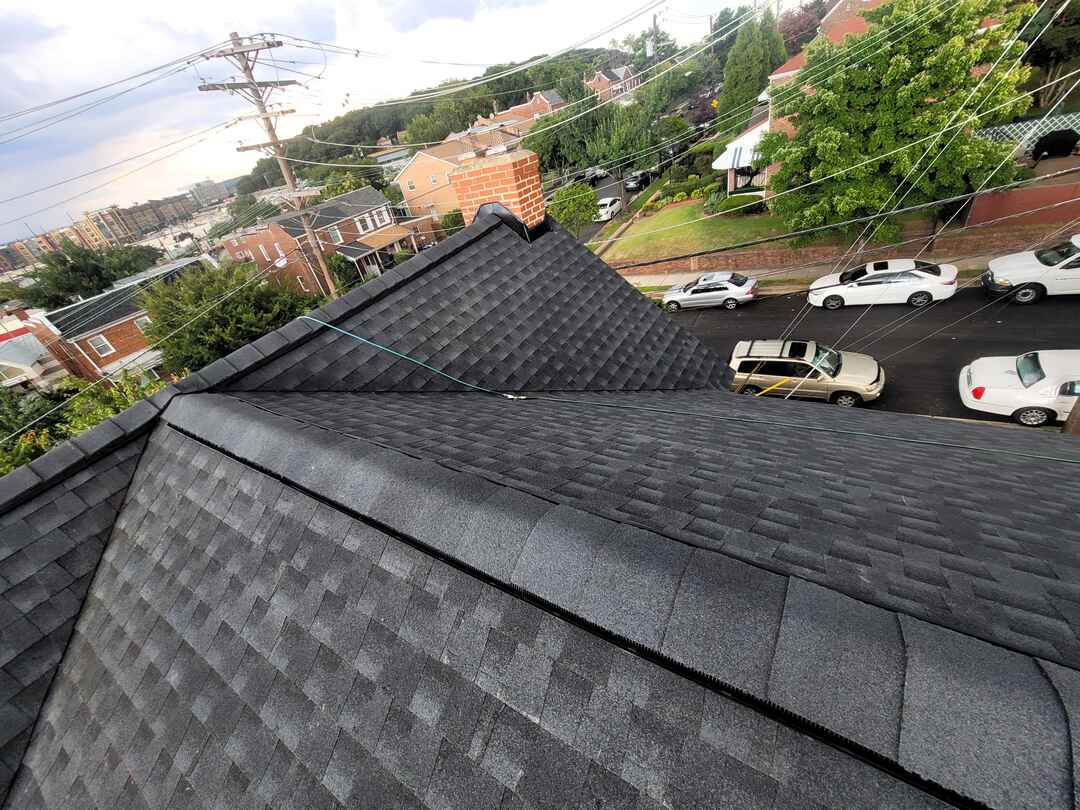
[2,207,1080,809]
[536,89,565,106]
[43,256,204,339]
[273,187,391,239]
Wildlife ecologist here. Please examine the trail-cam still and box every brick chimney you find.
[449,149,545,229]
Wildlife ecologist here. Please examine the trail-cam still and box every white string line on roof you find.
[262,0,668,110]
[823,0,1058,355]
[0,120,239,229]
[0,260,281,445]
[584,66,1080,249]
[0,39,230,124]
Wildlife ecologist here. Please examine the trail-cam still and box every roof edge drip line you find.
[161,418,985,810]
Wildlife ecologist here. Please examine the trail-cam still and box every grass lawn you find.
[600,201,789,263]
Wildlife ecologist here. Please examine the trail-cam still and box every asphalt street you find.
[675,286,1080,423]
[577,176,625,244]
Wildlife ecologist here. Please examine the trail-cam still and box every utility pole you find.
[200,33,338,297]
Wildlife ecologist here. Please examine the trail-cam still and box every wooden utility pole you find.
[200,33,338,297]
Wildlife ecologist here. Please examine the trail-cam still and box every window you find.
[430,175,438,185]
[856,273,896,286]
[1016,352,1046,387]
[274,242,284,258]
[87,334,115,357]
[296,275,309,293]
[1035,241,1080,266]
[691,284,725,294]
[328,226,344,244]
[1060,381,1080,396]
[729,273,749,287]
[133,316,152,333]
[839,267,868,283]
[811,343,842,377]
[915,263,941,276]
[1065,257,1080,269]
[259,244,270,262]
[407,180,416,191]
[374,207,390,227]
[872,261,890,271]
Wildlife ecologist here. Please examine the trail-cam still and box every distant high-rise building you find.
[9,240,40,265]
[187,179,230,207]
[72,218,109,250]
[84,206,135,246]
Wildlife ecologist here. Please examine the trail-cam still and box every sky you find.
[0,0,729,244]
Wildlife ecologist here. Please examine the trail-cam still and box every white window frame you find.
[407,179,416,191]
[328,226,344,244]
[274,242,284,258]
[87,334,115,357]
[259,244,270,262]
[133,315,152,333]
[429,175,438,185]
[296,275,310,293]
[354,216,370,235]
[373,207,390,227]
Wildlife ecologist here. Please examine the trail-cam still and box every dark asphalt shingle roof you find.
[2,208,1080,809]
[45,257,202,339]
[273,187,390,239]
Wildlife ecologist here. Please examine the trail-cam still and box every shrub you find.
[690,187,707,199]
[702,182,723,197]
[671,192,688,202]
[393,249,416,266]
[687,174,700,183]
[693,153,714,176]
[710,195,765,215]
[668,165,689,183]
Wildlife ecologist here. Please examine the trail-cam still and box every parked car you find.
[583,166,609,185]
[624,170,652,192]
[729,338,886,406]
[958,349,1079,426]
[982,235,1080,304]
[663,272,758,311]
[808,259,959,309]
[593,197,624,222]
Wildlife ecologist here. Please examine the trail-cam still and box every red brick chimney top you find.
[449,149,545,230]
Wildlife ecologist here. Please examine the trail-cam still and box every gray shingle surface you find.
[222,220,729,393]
[6,427,945,809]
[0,438,144,804]
[236,389,1080,671]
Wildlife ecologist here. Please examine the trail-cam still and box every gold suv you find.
[728,339,885,407]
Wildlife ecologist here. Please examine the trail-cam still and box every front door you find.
[784,360,830,399]
[851,273,904,305]
[1052,256,1080,294]
[687,283,729,308]
[1054,380,1079,417]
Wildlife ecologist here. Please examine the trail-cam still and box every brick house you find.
[218,187,428,294]
[584,66,640,102]
[0,313,67,391]
[25,256,208,382]
[469,90,567,136]
[394,131,520,220]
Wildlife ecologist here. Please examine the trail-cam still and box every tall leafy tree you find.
[1020,0,1080,109]
[758,0,1034,241]
[547,183,599,237]
[0,243,162,309]
[778,0,830,54]
[139,261,311,374]
[617,28,679,71]
[714,12,787,131]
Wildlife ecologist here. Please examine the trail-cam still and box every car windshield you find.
[1016,352,1046,387]
[1035,241,1079,266]
[839,267,868,283]
[811,343,842,376]
[729,273,748,287]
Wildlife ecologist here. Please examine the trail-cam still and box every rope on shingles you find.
[298,316,1080,467]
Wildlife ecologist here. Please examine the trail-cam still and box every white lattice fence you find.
[977,112,1080,158]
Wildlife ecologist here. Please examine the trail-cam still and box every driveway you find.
[577,176,625,244]
[674,287,1080,423]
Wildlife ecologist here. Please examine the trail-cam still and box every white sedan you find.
[808,259,958,309]
[959,349,1080,426]
[593,197,623,222]
[662,272,758,311]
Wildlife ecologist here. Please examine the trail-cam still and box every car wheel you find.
[740,385,762,396]
[832,392,862,407]
[1013,284,1045,305]
[664,301,681,312]
[1013,406,1053,426]
[907,291,932,307]
[722,298,739,310]
[823,295,844,310]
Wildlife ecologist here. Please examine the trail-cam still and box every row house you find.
[0,312,67,391]
[467,90,566,137]
[584,66,640,103]
[24,255,208,382]
[218,187,429,295]
[394,130,519,220]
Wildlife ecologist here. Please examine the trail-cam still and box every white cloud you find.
[0,0,726,242]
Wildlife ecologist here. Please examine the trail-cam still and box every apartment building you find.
[584,66,640,102]
[84,206,135,247]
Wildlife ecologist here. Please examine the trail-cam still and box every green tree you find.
[322,171,370,199]
[0,243,163,309]
[327,253,361,289]
[778,0,829,53]
[59,371,166,436]
[714,12,787,132]
[139,261,312,374]
[0,388,64,444]
[439,209,465,237]
[1021,0,1080,109]
[0,429,53,476]
[228,193,256,219]
[547,183,599,236]
[617,28,679,71]
[383,184,404,205]
[758,0,1033,241]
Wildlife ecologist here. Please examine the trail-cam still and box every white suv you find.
[982,235,1080,304]
[958,349,1080,426]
